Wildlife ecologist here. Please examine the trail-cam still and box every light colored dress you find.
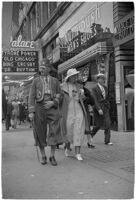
[66,83,85,146]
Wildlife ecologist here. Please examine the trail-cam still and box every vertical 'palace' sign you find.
[2,35,38,73]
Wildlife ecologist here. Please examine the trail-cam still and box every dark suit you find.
[2,89,7,120]
[91,84,111,144]
[5,101,13,130]
[83,87,95,135]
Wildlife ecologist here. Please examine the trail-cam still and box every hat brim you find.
[39,63,53,70]
[96,75,106,79]
[65,71,79,81]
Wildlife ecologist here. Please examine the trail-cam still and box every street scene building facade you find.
[113,2,134,131]
[2,2,134,199]
[2,2,134,132]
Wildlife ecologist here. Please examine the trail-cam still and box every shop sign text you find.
[64,4,100,44]
[114,11,134,46]
[59,23,111,62]
[59,3,112,56]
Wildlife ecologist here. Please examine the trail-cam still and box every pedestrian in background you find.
[2,88,7,122]
[60,68,90,161]
[18,100,26,125]
[91,73,113,145]
[5,98,13,131]
[28,58,63,166]
[11,98,19,129]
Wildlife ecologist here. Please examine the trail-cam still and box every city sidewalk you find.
[2,123,134,199]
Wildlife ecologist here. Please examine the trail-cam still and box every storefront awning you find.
[58,41,113,74]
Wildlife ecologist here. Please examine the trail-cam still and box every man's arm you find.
[84,87,95,106]
[53,79,61,108]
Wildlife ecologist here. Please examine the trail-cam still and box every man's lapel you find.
[96,84,103,97]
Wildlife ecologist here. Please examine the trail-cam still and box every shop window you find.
[124,66,134,131]
[42,45,52,58]
[42,36,58,58]
[42,46,47,58]
[51,40,57,50]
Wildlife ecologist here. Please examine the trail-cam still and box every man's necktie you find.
[101,86,105,99]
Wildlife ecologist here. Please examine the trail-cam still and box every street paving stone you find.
[82,146,133,162]
[2,123,134,199]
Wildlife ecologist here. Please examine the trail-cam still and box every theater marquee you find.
[2,50,38,73]
[2,35,38,74]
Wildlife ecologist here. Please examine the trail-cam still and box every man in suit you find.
[5,99,13,131]
[91,73,113,145]
[28,58,62,166]
[2,88,7,122]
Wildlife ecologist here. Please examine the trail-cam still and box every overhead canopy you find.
[58,42,113,74]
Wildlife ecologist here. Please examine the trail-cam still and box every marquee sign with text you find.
[114,11,134,47]
[59,25,112,62]
[2,50,38,73]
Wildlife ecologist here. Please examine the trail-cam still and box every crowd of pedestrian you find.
[28,58,113,166]
[2,92,30,131]
[2,58,113,166]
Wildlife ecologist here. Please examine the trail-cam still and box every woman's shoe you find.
[105,142,113,145]
[49,156,57,166]
[87,143,95,148]
[76,154,83,161]
[41,156,47,165]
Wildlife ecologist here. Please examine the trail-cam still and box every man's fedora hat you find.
[96,73,106,79]
[65,68,79,81]
[39,58,52,68]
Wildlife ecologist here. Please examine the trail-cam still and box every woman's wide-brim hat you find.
[65,68,80,81]
[96,73,106,79]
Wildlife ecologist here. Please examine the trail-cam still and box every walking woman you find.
[60,68,89,161]
[77,80,95,148]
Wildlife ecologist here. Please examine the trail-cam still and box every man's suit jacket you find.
[28,75,61,113]
[92,84,111,129]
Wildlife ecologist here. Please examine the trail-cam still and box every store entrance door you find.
[123,66,134,131]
